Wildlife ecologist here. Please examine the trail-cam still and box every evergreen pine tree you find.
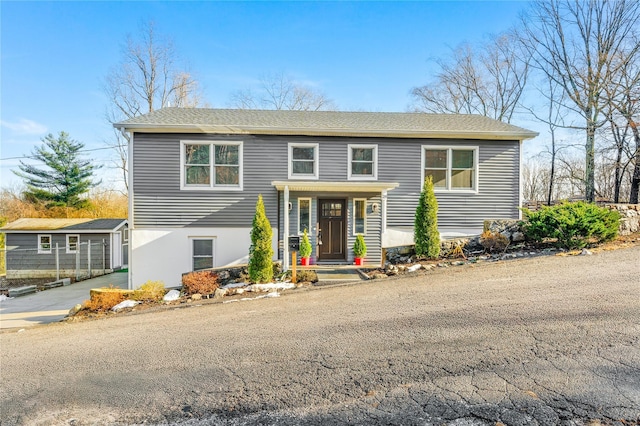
[414,176,440,259]
[13,132,100,208]
[249,194,274,283]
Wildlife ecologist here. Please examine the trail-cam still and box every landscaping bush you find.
[353,234,367,258]
[522,202,620,249]
[249,194,274,283]
[479,230,509,253]
[414,176,440,259]
[84,289,126,312]
[299,229,312,259]
[133,280,166,302]
[182,270,219,296]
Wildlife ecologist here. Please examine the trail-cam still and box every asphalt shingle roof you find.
[114,108,538,140]
[1,218,126,232]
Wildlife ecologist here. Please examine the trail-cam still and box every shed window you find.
[192,238,215,271]
[182,141,242,190]
[38,235,52,254]
[422,146,478,191]
[66,234,79,254]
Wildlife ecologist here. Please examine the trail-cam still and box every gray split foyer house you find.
[115,108,538,289]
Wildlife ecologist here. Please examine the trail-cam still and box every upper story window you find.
[38,234,52,254]
[66,234,79,254]
[181,141,242,190]
[348,145,378,180]
[288,143,319,179]
[422,146,478,192]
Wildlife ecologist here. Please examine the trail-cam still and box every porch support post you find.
[381,190,388,231]
[283,185,290,271]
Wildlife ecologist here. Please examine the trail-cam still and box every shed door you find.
[318,199,346,261]
[112,233,122,269]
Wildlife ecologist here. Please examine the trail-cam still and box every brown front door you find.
[318,199,346,261]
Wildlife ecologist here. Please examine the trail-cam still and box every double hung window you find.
[423,146,478,191]
[288,143,318,179]
[38,235,52,254]
[66,234,79,254]
[192,238,215,271]
[182,141,242,189]
[348,145,377,180]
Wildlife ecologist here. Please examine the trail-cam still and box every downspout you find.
[283,185,290,271]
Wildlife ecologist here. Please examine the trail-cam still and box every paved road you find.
[1,247,639,425]
[0,272,128,329]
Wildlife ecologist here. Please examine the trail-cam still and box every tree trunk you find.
[585,123,596,202]
[630,126,640,204]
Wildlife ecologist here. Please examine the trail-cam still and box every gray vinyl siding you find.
[5,233,113,271]
[133,133,520,234]
[381,140,520,232]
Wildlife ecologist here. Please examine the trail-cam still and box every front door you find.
[318,199,346,261]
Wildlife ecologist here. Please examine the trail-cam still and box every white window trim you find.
[348,144,378,181]
[122,228,129,242]
[190,237,216,271]
[421,145,479,193]
[66,234,80,254]
[288,143,319,180]
[353,198,367,236]
[297,197,312,235]
[180,140,243,191]
[38,234,52,254]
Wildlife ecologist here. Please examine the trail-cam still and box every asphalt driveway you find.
[0,271,127,329]
[1,246,639,425]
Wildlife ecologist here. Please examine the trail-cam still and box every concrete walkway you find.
[0,272,128,330]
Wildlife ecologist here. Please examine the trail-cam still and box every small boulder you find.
[68,304,83,316]
[191,293,202,301]
[163,289,181,302]
[371,273,388,280]
[214,288,228,298]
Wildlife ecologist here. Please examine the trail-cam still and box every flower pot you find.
[300,257,310,266]
[354,257,364,266]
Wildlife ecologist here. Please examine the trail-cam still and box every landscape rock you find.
[68,304,83,316]
[163,289,181,302]
[371,273,388,280]
[191,294,202,301]
[111,300,139,312]
[214,288,228,298]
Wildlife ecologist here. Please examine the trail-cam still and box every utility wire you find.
[0,146,114,162]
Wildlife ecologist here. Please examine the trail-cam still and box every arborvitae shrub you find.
[523,202,620,249]
[249,194,274,283]
[353,234,367,258]
[414,176,441,259]
[299,229,312,258]
[181,271,219,296]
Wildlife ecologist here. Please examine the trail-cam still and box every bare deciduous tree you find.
[522,0,640,202]
[229,72,336,111]
[104,21,204,190]
[410,31,529,123]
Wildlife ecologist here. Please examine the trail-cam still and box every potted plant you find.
[299,229,312,266]
[353,234,367,266]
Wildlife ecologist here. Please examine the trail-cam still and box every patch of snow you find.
[112,300,139,312]
[163,289,181,302]
[407,264,422,272]
[247,283,296,292]
[0,294,13,303]
[222,292,281,303]
[221,283,247,289]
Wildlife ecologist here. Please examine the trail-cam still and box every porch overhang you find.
[271,181,399,192]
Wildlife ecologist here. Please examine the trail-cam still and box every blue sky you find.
[1,1,537,190]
